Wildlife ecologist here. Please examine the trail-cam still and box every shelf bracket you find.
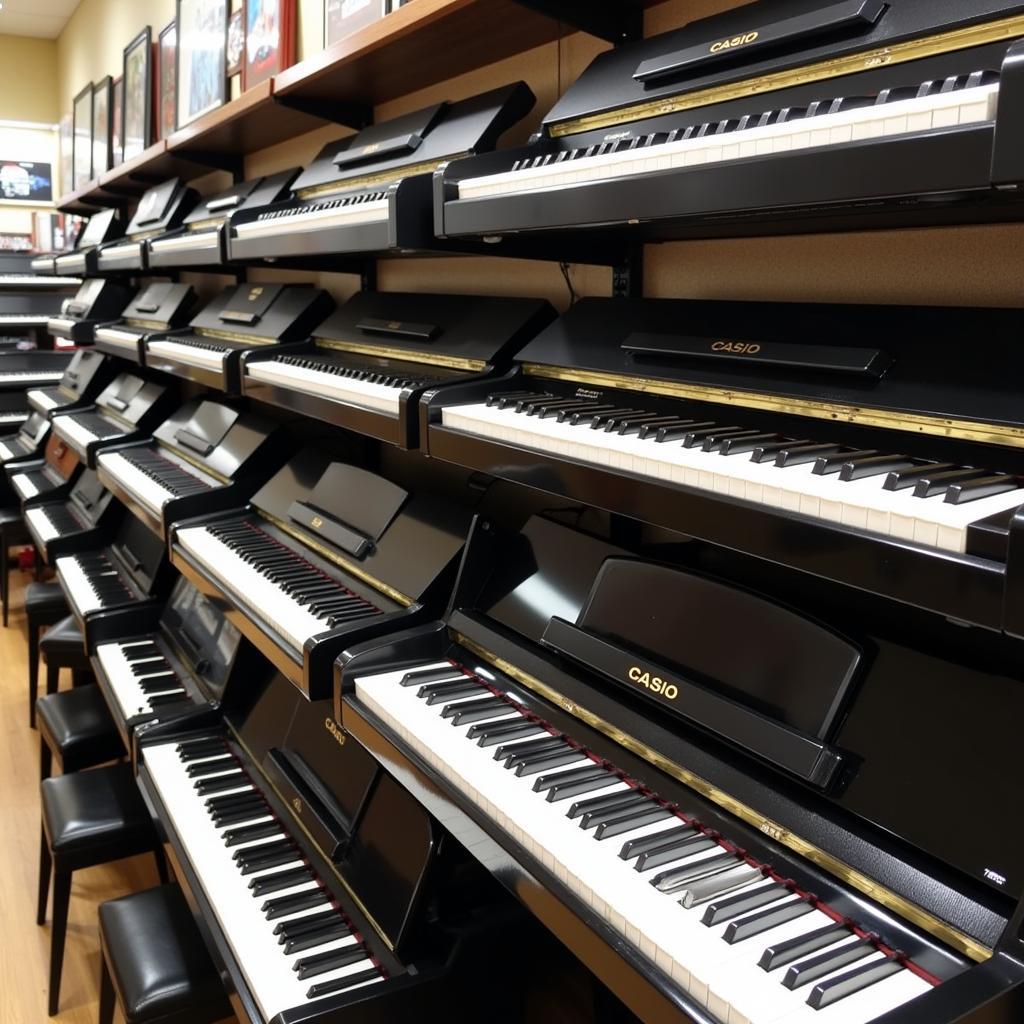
[611,246,643,299]
[360,260,378,293]
[274,93,373,130]
[512,0,643,43]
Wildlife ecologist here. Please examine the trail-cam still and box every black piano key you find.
[783,938,874,989]
[775,443,842,468]
[533,763,609,795]
[206,790,260,813]
[224,821,283,847]
[807,957,904,1010]
[718,433,781,456]
[913,467,987,497]
[545,770,619,802]
[467,718,544,747]
[594,803,674,840]
[579,791,650,830]
[512,747,586,778]
[701,882,788,926]
[294,944,368,980]
[441,696,511,725]
[262,888,329,920]
[496,734,565,764]
[652,851,737,893]
[638,418,698,440]
[131,658,169,676]
[838,454,916,481]
[683,425,741,448]
[609,412,666,434]
[275,909,341,938]
[567,787,641,821]
[305,967,381,999]
[283,922,353,955]
[945,475,1020,504]
[812,449,881,475]
[212,805,268,827]
[680,863,764,908]
[249,867,314,896]
[418,679,483,704]
[233,838,296,864]
[619,824,695,861]
[177,738,224,761]
[148,693,189,707]
[725,897,815,945]
[883,462,956,490]
[749,439,811,463]
[122,643,160,661]
[237,848,300,876]
[555,403,615,423]
[138,675,180,693]
[622,415,685,437]
[195,771,248,795]
[702,430,764,453]
[759,923,850,971]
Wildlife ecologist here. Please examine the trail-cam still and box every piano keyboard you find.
[0,437,36,462]
[0,315,52,326]
[0,411,27,424]
[149,231,220,254]
[12,469,48,500]
[246,355,436,415]
[233,192,389,240]
[0,371,65,383]
[25,503,84,543]
[54,412,125,447]
[441,397,1024,554]
[355,662,937,1024]
[146,337,230,370]
[0,274,81,287]
[98,448,214,516]
[56,551,136,615]
[459,72,999,201]
[95,639,191,721]
[94,326,144,353]
[143,736,384,1020]
[28,389,61,413]
[175,517,383,654]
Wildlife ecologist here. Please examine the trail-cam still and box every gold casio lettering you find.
[709,31,759,54]
[712,341,761,355]
[311,515,323,529]
[324,716,347,746]
[387,320,402,330]
[627,665,679,701]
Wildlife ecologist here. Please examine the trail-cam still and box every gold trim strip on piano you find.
[523,364,1024,449]
[57,385,76,400]
[259,510,414,608]
[229,726,397,952]
[455,633,992,965]
[549,14,1024,138]
[315,338,485,372]
[125,318,167,330]
[195,327,276,345]
[184,218,224,232]
[295,154,468,199]
[156,442,229,485]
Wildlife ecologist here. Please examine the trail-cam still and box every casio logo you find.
[311,515,323,529]
[292,797,303,814]
[713,341,761,355]
[710,31,759,54]
[324,716,347,746]
[628,666,679,700]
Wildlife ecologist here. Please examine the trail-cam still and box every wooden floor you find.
[0,570,218,1024]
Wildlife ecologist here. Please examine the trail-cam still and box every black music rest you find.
[98,885,232,1024]
[93,283,198,366]
[52,208,122,277]
[46,279,134,345]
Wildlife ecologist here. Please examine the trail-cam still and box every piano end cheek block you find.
[1002,506,1024,638]
[992,39,1024,186]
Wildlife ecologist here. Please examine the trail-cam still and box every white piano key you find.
[146,339,228,371]
[24,506,59,542]
[149,230,220,253]
[12,472,40,499]
[53,415,100,448]
[245,359,404,415]
[27,389,60,412]
[95,642,188,721]
[234,198,390,240]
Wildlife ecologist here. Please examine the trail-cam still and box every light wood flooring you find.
[0,570,235,1024]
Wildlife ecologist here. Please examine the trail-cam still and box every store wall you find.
[0,36,59,123]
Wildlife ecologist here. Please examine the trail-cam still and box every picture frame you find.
[111,76,124,166]
[58,114,73,196]
[158,20,178,139]
[244,0,295,90]
[92,76,113,176]
[71,83,93,189]
[325,0,384,46]
[177,0,228,128]
[227,7,243,78]
[122,27,153,161]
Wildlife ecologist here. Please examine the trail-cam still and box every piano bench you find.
[26,582,71,728]
[40,613,93,706]
[0,505,30,627]
[98,885,231,1024]
[38,763,167,1017]
[36,685,123,780]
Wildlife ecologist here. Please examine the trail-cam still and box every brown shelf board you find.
[274,0,584,115]
[56,178,119,214]
[98,140,215,196]
[167,79,324,157]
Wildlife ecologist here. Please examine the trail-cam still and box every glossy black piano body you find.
[96,179,199,272]
[28,348,119,420]
[143,283,334,394]
[169,444,474,699]
[24,468,122,563]
[241,290,554,449]
[136,666,548,1024]
[425,296,1024,637]
[50,371,178,468]
[46,278,134,344]
[228,83,536,267]
[95,397,288,542]
[93,283,198,364]
[9,425,84,507]
[336,512,1024,1024]
[52,208,122,276]
[146,170,298,270]
[436,0,1024,247]
[55,510,172,647]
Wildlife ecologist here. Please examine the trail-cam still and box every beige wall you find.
[0,36,58,123]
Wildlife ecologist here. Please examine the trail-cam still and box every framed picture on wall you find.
[122,27,153,161]
[227,8,243,77]
[177,0,228,128]
[111,76,124,166]
[158,20,178,139]
[71,84,93,189]
[92,76,113,176]
[58,114,72,197]
[325,0,384,45]
[244,0,296,88]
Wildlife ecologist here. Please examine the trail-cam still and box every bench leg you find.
[36,826,50,925]
[40,741,52,781]
[45,662,59,697]
[28,621,39,728]
[47,868,71,1016]
[98,955,116,1024]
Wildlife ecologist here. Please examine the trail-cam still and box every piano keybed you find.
[95,638,194,722]
[233,191,390,241]
[99,446,215,516]
[56,550,141,615]
[440,387,1024,557]
[142,734,386,1020]
[24,502,87,543]
[353,659,948,1024]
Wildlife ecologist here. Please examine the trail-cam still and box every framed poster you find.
[227,7,243,78]
[0,161,53,202]
[177,0,228,128]
[244,0,295,88]
[111,76,124,166]
[325,0,384,45]
[92,76,113,176]
[123,27,153,161]
[158,21,178,139]
[72,84,93,189]
[58,114,72,197]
